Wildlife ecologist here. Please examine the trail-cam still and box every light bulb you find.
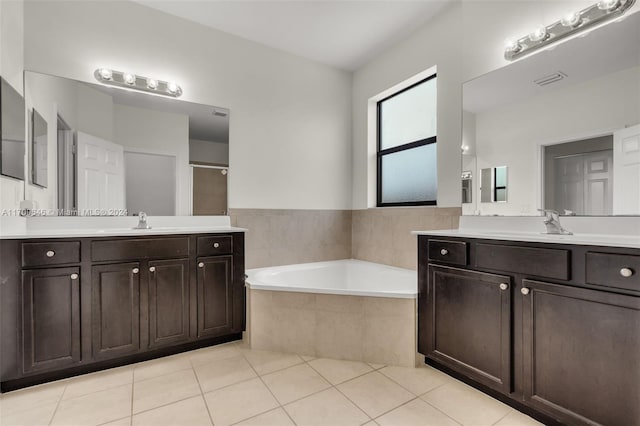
[123,73,136,85]
[98,68,112,80]
[167,82,179,94]
[597,0,620,10]
[504,38,521,53]
[146,78,158,90]
[221,169,228,176]
[528,26,548,42]
[560,12,581,27]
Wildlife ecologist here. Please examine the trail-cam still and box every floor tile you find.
[336,372,414,418]
[301,355,316,361]
[284,387,370,426]
[203,377,278,426]
[241,349,304,375]
[193,355,257,393]
[133,354,192,382]
[0,402,57,426]
[379,365,450,396]
[51,384,132,426]
[101,417,132,426]
[234,408,295,426]
[0,381,66,416]
[187,343,240,367]
[132,369,201,414]
[262,364,331,405]
[362,421,379,426]
[421,381,511,426]
[132,395,212,426]
[494,410,544,426]
[376,398,459,426]
[63,365,133,400]
[308,358,373,385]
[367,363,385,370]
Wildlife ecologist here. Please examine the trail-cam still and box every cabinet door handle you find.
[46,250,55,257]
[620,267,634,278]
[149,266,156,272]
[198,262,204,268]
[213,242,220,248]
[499,283,508,291]
[440,248,449,255]
[132,268,139,274]
[521,287,530,295]
[70,273,78,280]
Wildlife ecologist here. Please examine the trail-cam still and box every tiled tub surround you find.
[246,259,418,368]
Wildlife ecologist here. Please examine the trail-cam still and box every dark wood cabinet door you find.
[22,267,81,373]
[92,262,140,359]
[426,265,512,394]
[522,279,640,426]
[197,255,233,338]
[148,259,190,348]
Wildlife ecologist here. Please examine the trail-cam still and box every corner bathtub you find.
[245,260,418,367]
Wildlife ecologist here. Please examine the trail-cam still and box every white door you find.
[613,124,640,215]
[77,132,125,215]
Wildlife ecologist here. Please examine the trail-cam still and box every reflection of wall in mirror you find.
[470,65,640,216]
[462,110,477,214]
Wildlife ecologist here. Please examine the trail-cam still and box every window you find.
[377,74,437,206]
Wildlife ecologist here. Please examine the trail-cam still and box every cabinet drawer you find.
[197,235,233,256]
[586,252,640,292]
[22,241,80,267]
[476,243,570,281]
[428,239,467,265]
[91,238,189,262]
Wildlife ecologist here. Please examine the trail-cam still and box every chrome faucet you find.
[134,212,151,229]
[538,209,572,235]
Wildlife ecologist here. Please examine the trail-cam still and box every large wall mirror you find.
[462,11,640,217]
[24,71,230,216]
[1,77,26,181]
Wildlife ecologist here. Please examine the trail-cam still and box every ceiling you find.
[132,0,451,71]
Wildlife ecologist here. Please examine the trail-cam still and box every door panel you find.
[613,124,640,214]
[22,267,81,373]
[426,265,512,394]
[522,279,640,425]
[148,259,190,347]
[92,262,140,359]
[197,255,233,338]
[192,167,227,215]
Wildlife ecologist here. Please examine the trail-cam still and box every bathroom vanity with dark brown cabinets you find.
[0,232,245,391]
[418,235,639,426]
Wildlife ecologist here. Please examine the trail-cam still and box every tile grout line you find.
[188,363,216,426]
[46,382,68,426]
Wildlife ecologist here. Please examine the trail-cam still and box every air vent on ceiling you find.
[534,71,568,86]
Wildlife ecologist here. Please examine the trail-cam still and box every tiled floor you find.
[0,341,542,426]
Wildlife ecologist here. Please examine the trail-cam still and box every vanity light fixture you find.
[504,0,635,61]
[93,68,183,98]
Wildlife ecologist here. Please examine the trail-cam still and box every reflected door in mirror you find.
[192,166,227,215]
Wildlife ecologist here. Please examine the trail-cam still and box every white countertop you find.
[412,216,640,249]
[0,216,246,240]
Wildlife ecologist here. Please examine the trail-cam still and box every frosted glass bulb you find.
[560,12,581,27]
[598,0,620,10]
[504,38,521,52]
[147,79,158,90]
[123,73,136,85]
[167,82,179,94]
[99,68,112,80]
[528,26,548,42]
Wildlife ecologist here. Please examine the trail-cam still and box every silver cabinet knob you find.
[620,268,634,278]
[440,248,449,256]
[213,242,220,248]
[521,287,530,295]
[198,262,204,268]
[132,268,139,274]
[499,283,508,291]
[46,250,55,257]
[70,273,78,280]
[149,266,156,272]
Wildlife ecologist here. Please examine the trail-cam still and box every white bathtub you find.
[245,259,418,366]
[246,259,417,299]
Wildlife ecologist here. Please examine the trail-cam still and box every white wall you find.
[473,65,640,216]
[351,0,640,209]
[114,103,190,215]
[189,139,228,165]
[23,0,352,210]
[0,0,25,213]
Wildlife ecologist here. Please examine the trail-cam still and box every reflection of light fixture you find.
[504,0,635,61]
[461,145,470,153]
[221,169,228,175]
[93,68,183,97]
